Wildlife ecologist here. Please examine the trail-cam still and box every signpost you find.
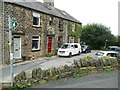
[8,16,19,87]
[12,18,19,30]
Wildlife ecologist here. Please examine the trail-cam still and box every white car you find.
[94,51,119,59]
[58,43,81,58]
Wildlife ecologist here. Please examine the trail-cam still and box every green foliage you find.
[102,56,111,59]
[68,22,82,43]
[104,68,111,72]
[45,53,54,57]
[73,72,87,77]
[13,83,32,89]
[84,56,94,60]
[116,36,120,46]
[2,86,13,90]
[81,23,116,49]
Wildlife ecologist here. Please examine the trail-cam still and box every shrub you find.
[102,56,111,59]
[104,68,111,72]
[45,53,54,57]
[73,72,87,77]
[84,56,94,60]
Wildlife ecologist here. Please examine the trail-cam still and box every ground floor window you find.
[58,36,63,48]
[32,36,40,51]
[69,36,74,43]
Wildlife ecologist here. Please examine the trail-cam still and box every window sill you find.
[32,49,41,52]
[32,25,42,28]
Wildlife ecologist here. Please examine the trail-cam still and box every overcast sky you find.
[37,0,119,35]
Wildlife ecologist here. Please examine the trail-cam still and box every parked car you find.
[116,47,120,53]
[81,45,91,53]
[58,43,82,58]
[94,51,119,59]
[106,46,119,51]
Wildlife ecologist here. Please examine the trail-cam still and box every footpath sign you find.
[12,18,19,30]
[8,16,19,87]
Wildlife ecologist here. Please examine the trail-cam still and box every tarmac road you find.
[1,50,98,83]
[35,70,118,88]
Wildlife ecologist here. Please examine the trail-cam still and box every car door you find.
[74,44,79,54]
[71,45,75,55]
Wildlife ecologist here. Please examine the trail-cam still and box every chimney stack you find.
[43,0,54,7]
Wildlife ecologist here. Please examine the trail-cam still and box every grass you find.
[103,68,112,72]
[73,72,88,77]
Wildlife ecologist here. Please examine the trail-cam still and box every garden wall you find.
[14,57,119,88]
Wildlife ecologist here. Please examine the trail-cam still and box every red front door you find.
[48,37,52,53]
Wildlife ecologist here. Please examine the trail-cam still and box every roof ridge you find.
[4,0,81,24]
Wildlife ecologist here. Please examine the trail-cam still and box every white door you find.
[13,37,21,58]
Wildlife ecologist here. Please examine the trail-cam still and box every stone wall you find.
[14,58,119,87]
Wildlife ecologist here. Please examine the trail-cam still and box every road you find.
[1,50,98,83]
[35,71,118,88]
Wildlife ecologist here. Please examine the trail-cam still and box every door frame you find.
[48,37,52,53]
[13,37,21,59]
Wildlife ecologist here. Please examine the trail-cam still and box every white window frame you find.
[32,35,40,51]
[72,23,75,32]
[33,13,40,27]
[69,36,74,43]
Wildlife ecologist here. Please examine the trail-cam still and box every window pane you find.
[33,17,39,25]
[32,40,39,50]
[74,45,78,48]
[33,36,39,39]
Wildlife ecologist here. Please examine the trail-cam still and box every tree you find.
[81,23,116,49]
[68,22,82,43]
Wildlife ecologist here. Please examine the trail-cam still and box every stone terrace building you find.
[3,0,82,63]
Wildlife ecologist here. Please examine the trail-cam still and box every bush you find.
[104,69,111,72]
[73,72,87,77]
[45,53,54,57]
[102,56,111,59]
[84,56,94,60]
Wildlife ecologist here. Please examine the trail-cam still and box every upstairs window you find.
[32,36,40,51]
[49,16,54,25]
[72,23,75,32]
[33,13,40,27]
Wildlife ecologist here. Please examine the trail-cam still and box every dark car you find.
[116,47,120,53]
[81,45,91,53]
[106,46,118,51]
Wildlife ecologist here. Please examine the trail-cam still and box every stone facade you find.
[3,1,82,63]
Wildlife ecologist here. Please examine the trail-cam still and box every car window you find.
[74,45,78,48]
[116,48,120,51]
[82,46,85,48]
[95,52,104,56]
[61,44,70,49]
[117,53,120,57]
[107,53,117,57]
[71,45,74,48]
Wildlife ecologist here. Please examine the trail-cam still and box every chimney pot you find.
[43,0,54,7]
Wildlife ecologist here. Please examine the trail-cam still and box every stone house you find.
[3,0,82,63]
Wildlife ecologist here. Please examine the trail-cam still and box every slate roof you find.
[4,0,81,24]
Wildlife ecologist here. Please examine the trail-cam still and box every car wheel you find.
[69,52,72,58]
[78,51,80,55]
[89,50,91,53]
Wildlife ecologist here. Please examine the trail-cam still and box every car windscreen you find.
[61,44,70,49]
[95,52,104,56]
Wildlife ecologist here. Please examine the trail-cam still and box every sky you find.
[37,0,119,36]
